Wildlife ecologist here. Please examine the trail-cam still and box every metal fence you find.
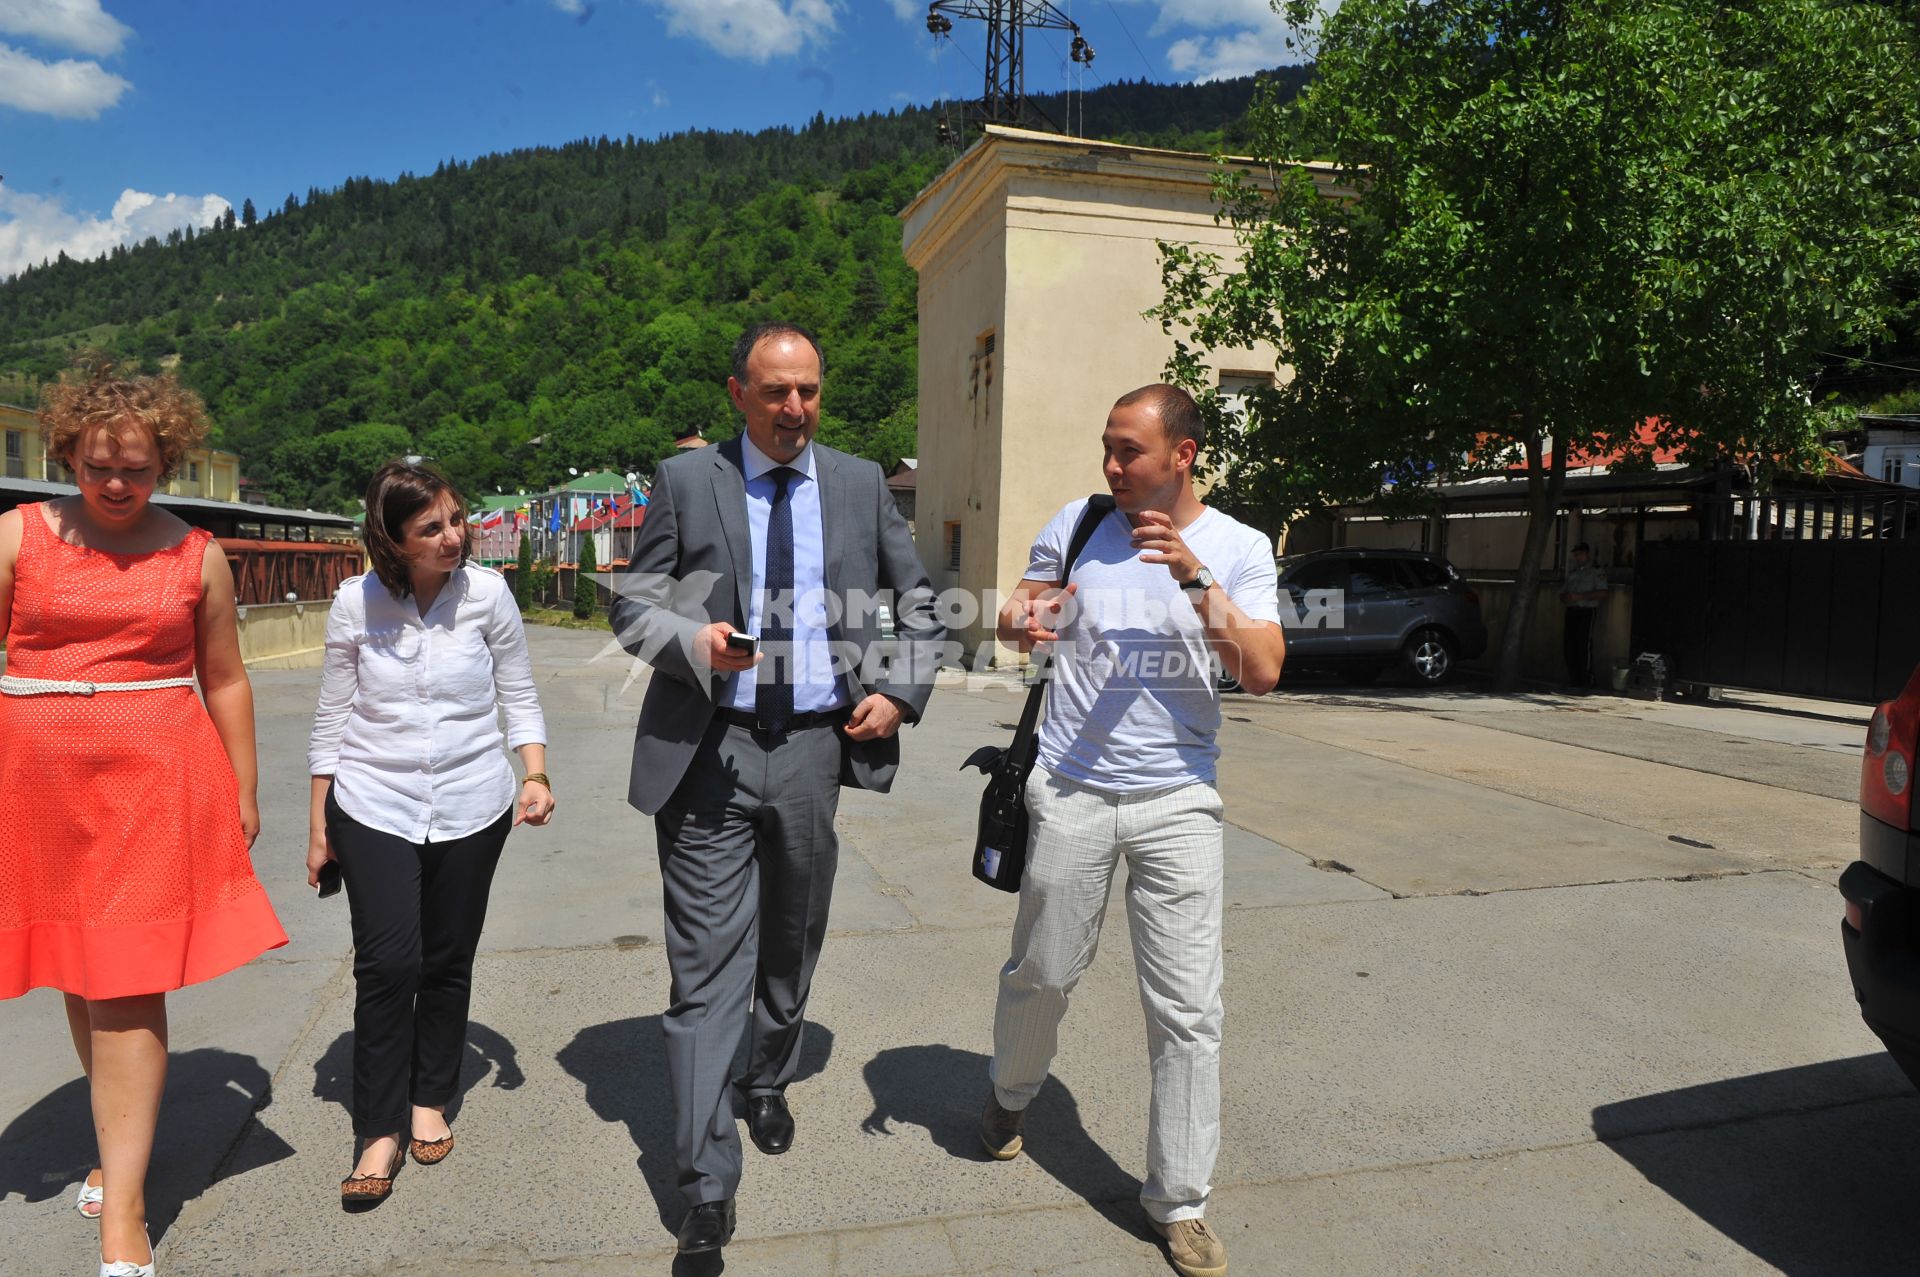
[1633,502,1920,702]
[217,539,364,606]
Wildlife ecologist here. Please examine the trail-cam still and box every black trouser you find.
[1563,606,1597,688]
[326,788,511,1138]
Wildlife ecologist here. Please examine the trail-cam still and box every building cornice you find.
[900,125,1346,271]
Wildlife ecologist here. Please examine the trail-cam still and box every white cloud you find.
[0,41,128,116]
[888,0,918,19]
[643,0,839,64]
[1166,25,1306,82]
[0,0,131,57]
[0,187,229,279]
[550,0,589,14]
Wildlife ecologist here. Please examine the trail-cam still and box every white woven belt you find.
[0,674,196,697]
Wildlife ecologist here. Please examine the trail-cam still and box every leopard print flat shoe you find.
[409,1133,454,1165]
[340,1142,404,1207]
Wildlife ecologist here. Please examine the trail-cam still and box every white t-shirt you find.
[1027,499,1280,794]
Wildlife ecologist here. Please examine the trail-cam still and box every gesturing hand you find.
[1131,510,1203,584]
[1021,582,1078,645]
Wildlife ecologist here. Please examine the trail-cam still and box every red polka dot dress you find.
[0,503,287,1000]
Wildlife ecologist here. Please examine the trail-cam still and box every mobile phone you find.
[725,631,758,658]
[316,861,342,899]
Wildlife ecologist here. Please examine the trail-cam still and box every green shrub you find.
[573,533,598,619]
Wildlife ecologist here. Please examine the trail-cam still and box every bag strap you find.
[1009,494,1117,743]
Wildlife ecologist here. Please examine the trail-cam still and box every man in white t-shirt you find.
[983,384,1286,1277]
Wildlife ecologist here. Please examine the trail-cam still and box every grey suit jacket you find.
[608,438,946,815]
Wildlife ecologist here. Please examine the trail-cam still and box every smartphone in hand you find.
[317,860,342,898]
[725,631,758,658]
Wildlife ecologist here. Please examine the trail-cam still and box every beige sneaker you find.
[1150,1216,1227,1277]
[979,1095,1026,1160]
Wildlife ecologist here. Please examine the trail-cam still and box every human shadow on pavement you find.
[1593,1053,1920,1276]
[311,1020,525,1126]
[0,1046,293,1244]
[557,1015,836,1236]
[859,1044,1150,1241]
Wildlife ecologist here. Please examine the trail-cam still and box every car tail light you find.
[1462,587,1480,607]
[1862,664,1920,830]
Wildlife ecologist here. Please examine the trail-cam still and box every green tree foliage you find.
[0,79,1284,511]
[514,531,533,611]
[1155,0,1920,689]
[574,530,598,620]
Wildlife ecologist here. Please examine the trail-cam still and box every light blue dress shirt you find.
[723,436,850,715]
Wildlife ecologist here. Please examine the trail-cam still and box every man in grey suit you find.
[609,322,944,1254]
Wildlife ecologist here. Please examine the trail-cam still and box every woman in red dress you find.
[0,365,287,1277]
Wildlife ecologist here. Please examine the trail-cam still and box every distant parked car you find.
[1275,548,1487,686]
[1840,661,1920,1089]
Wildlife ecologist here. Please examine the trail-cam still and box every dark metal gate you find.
[1632,492,1920,703]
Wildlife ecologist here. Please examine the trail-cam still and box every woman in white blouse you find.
[305,459,555,1207]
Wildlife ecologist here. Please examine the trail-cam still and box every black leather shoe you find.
[745,1093,795,1155]
[677,1199,736,1254]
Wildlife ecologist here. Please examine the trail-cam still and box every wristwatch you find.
[1180,566,1215,594]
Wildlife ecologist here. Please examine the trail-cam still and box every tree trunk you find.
[1492,424,1567,693]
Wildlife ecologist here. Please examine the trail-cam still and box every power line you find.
[1098,0,1158,81]
[1821,350,1920,375]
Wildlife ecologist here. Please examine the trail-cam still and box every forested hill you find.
[0,70,1303,511]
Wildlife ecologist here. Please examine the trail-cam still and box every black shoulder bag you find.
[962,494,1116,892]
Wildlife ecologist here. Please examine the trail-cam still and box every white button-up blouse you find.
[307,563,547,842]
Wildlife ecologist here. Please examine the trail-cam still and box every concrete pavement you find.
[2,627,1913,1276]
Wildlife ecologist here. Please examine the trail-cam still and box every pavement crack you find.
[1226,713,1844,863]
[1592,1089,1917,1147]
[1224,866,1793,908]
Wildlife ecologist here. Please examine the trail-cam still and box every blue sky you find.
[0,0,1300,277]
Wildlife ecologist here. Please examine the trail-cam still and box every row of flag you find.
[475,485,649,535]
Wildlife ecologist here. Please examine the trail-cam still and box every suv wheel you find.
[1404,627,1455,685]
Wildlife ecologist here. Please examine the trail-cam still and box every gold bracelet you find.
[522,772,552,791]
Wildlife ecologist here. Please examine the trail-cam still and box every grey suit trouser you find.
[655,716,843,1209]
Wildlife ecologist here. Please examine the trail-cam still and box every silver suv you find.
[1277,549,1488,685]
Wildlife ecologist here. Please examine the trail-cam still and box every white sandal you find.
[74,1172,103,1218]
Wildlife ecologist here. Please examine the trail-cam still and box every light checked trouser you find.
[989,765,1225,1224]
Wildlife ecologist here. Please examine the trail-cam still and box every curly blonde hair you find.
[38,356,210,480]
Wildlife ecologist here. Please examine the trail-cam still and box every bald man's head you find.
[1113,383,1205,454]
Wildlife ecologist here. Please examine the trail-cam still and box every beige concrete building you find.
[900,126,1339,661]
[2,399,240,500]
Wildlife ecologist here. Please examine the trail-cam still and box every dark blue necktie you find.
[758,466,797,732]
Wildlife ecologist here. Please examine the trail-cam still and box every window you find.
[1282,557,1348,593]
[1348,561,1399,596]
[1887,455,1906,485]
[4,430,22,480]
[969,330,995,409]
[189,460,201,483]
[945,521,963,572]
[1395,558,1448,590]
[1217,372,1273,422]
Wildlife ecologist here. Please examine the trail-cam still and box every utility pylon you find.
[927,1,1094,135]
